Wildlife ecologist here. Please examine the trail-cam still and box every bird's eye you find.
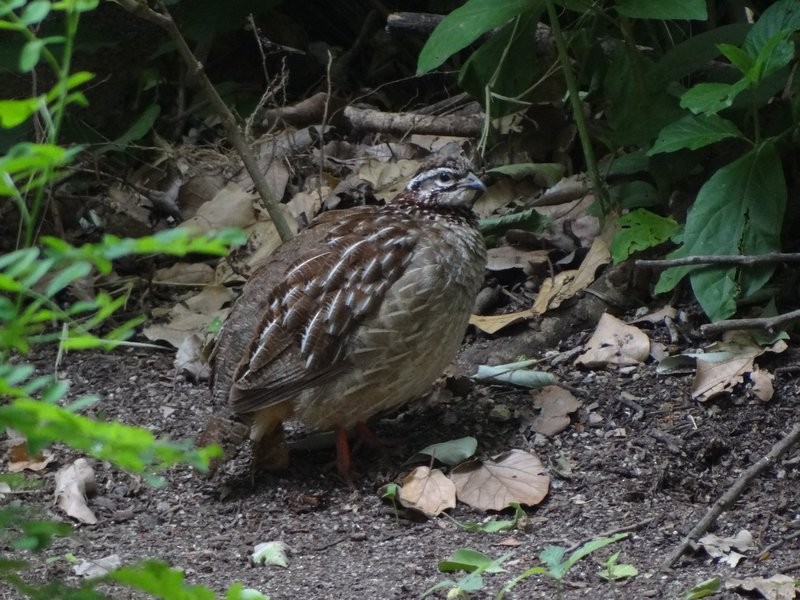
[437,172,453,183]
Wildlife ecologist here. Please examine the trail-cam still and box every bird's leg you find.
[335,425,356,484]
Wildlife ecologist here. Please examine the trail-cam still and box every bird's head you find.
[405,155,486,210]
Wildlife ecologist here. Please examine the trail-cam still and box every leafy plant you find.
[0,1,257,598]
[598,550,637,582]
[418,0,800,322]
[423,548,513,598]
[498,533,628,599]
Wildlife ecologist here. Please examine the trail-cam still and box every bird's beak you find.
[463,172,486,192]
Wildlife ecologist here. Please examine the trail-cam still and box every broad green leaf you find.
[648,113,744,155]
[648,23,749,89]
[609,180,659,209]
[438,549,509,574]
[479,208,546,237]
[742,0,800,59]
[611,209,679,263]
[615,0,706,21]
[749,31,794,83]
[717,43,753,74]
[679,80,749,115]
[0,0,26,18]
[684,577,722,599]
[0,98,42,128]
[458,11,544,116]
[655,142,786,320]
[411,436,477,466]
[558,533,629,579]
[107,560,215,600]
[417,0,541,74]
[19,0,50,24]
[19,40,44,72]
[45,261,92,296]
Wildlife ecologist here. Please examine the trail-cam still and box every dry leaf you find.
[399,466,456,517]
[534,237,611,313]
[629,305,678,324]
[725,574,795,600]
[358,159,420,201]
[183,285,234,313]
[153,262,215,285]
[54,458,98,524]
[7,441,53,472]
[697,530,754,559]
[531,386,582,436]
[180,183,256,232]
[72,554,122,578]
[175,334,210,381]
[286,189,325,221]
[469,309,536,335]
[575,313,650,368]
[451,449,550,511]
[749,367,774,402]
[486,246,549,272]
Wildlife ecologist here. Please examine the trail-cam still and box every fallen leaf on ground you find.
[575,313,650,368]
[73,554,122,578]
[690,333,786,401]
[153,262,215,285]
[725,574,795,600]
[697,530,754,561]
[6,429,54,472]
[530,386,582,436]
[399,466,456,517]
[486,246,549,272]
[54,458,97,524]
[469,309,537,334]
[174,334,210,381]
[533,237,611,313]
[252,541,289,567]
[409,437,477,466]
[473,359,556,389]
[749,367,774,402]
[450,449,549,511]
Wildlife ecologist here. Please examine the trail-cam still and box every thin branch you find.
[661,422,800,570]
[113,0,294,242]
[636,252,800,269]
[699,309,800,336]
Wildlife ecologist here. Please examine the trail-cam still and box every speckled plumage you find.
[215,155,487,468]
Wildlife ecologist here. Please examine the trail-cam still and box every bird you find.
[208,154,487,476]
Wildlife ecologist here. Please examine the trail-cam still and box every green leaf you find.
[438,549,509,574]
[19,40,44,72]
[684,576,722,599]
[615,0,707,20]
[717,43,753,74]
[479,208,546,237]
[648,113,744,155]
[655,142,787,320]
[45,260,92,296]
[0,0,26,18]
[0,98,43,128]
[742,0,800,59]
[107,560,215,600]
[609,181,659,209]
[410,436,477,466]
[487,163,564,187]
[19,0,50,24]
[417,0,541,73]
[679,79,749,115]
[251,541,288,567]
[748,31,794,82]
[611,209,679,263]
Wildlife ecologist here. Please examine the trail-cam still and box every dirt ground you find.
[7,316,800,600]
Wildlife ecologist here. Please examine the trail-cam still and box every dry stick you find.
[699,309,800,336]
[636,252,800,269]
[113,0,294,242]
[661,422,800,570]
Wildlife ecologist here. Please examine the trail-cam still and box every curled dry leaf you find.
[7,432,54,472]
[72,554,122,579]
[398,466,456,517]
[450,449,550,512]
[725,574,795,600]
[531,385,582,436]
[534,237,611,314]
[575,312,650,368]
[54,458,98,524]
[469,308,536,335]
[174,333,210,382]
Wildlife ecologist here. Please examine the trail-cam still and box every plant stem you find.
[543,0,609,214]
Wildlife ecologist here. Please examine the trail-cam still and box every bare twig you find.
[661,422,800,570]
[113,0,294,242]
[343,106,483,136]
[636,252,800,269]
[699,309,800,336]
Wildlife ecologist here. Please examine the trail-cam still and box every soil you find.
[7,314,800,600]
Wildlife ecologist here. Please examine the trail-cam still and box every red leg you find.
[335,426,353,482]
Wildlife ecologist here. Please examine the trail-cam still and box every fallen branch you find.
[661,421,800,570]
[113,0,295,242]
[699,309,800,336]
[636,252,800,269]
[343,106,483,136]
